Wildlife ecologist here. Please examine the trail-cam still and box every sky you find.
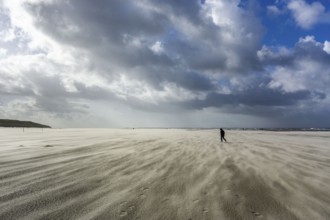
[0,0,330,128]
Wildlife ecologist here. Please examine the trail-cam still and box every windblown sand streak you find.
[0,128,329,219]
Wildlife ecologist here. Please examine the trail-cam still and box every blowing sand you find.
[0,128,329,220]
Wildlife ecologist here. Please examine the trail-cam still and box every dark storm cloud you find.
[24,0,218,92]
[0,81,35,97]
[258,36,330,96]
[154,0,202,22]
[21,1,330,110]
[1,0,330,127]
[135,67,214,91]
[35,96,88,115]
[172,71,214,91]
[258,36,330,67]
[0,67,112,116]
[72,82,117,100]
[23,0,263,88]
[24,1,170,63]
[294,39,330,64]
[25,1,167,43]
[158,10,264,73]
[181,87,315,110]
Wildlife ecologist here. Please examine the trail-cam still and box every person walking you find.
[220,128,227,142]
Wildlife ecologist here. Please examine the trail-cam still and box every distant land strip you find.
[0,119,51,128]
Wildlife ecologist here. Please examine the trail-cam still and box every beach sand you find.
[0,128,329,220]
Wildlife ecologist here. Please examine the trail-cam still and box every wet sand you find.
[0,128,329,219]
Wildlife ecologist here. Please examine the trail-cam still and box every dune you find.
[0,128,329,220]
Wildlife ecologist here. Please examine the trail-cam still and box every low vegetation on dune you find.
[0,119,51,128]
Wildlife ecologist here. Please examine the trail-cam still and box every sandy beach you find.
[0,128,329,220]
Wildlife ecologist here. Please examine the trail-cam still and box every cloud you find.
[150,41,164,54]
[1,0,263,91]
[324,41,330,54]
[0,48,7,56]
[181,88,313,109]
[258,36,330,93]
[255,35,330,126]
[287,0,330,29]
[267,5,284,15]
[0,0,329,127]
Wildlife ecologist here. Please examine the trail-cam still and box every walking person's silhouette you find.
[220,128,227,142]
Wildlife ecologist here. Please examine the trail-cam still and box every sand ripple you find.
[0,129,329,219]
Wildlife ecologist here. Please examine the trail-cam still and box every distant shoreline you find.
[0,119,51,128]
[124,127,330,132]
[1,124,328,131]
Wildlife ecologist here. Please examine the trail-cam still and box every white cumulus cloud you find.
[324,41,330,54]
[287,0,329,29]
[267,5,284,15]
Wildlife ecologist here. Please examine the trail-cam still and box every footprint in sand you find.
[142,187,149,191]
[119,201,127,206]
[139,193,146,199]
[128,205,135,211]
[119,210,128,217]
[162,198,169,203]
[193,199,200,203]
[139,186,150,192]
[235,194,241,201]
[251,211,263,218]
[234,194,241,205]
[44,145,54,147]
